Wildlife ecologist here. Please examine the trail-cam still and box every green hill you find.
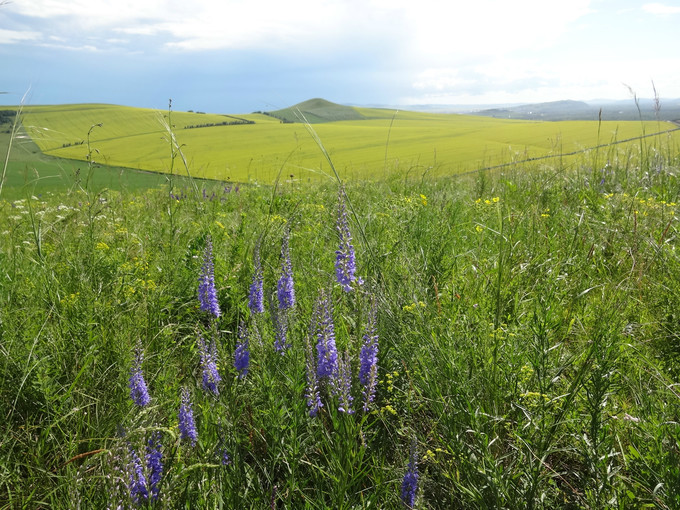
[266,98,366,123]
[12,103,680,186]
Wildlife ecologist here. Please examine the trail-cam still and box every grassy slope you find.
[18,103,680,185]
[267,98,367,123]
[2,145,680,508]
[0,112,194,200]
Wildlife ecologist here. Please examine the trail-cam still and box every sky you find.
[1,0,679,113]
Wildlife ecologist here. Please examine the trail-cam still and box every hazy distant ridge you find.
[434,99,680,121]
[351,98,680,121]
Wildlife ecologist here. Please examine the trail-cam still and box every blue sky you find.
[1,0,679,113]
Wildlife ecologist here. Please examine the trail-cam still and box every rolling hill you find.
[264,98,366,123]
[11,100,680,186]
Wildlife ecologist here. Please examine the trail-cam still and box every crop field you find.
[0,111,201,200]
[19,101,680,184]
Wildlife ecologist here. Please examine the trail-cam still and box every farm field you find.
[18,101,680,184]
[0,112,200,200]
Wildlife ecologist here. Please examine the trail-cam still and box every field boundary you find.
[469,125,680,175]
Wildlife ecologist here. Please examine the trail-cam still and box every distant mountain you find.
[263,98,365,123]
[353,98,680,122]
[472,98,680,121]
[475,100,594,120]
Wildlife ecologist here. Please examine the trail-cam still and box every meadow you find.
[0,111,198,201]
[19,100,680,184]
[2,105,680,508]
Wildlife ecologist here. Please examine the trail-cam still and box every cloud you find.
[4,0,367,51]
[404,53,680,105]
[0,28,41,44]
[412,69,476,92]
[3,0,593,56]
[5,0,172,25]
[642,3,680,15]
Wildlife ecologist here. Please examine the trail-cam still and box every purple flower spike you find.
[145,432,163,501]
[277,229,295,310]
[304,331,323,417]
[400,441,419,508]
[234,322,250,379]
[219,446,231,466]
[129,344,151,407]
[128,445,148,505]
[248,241,264,314]
[178,387,198,447]
[272,304,290,353]
[360,300,379,411]
[337,350,354,414]
[199,235,221,318]
[198,333,221,395]
[335,188,361,292]
[314,290,338,382]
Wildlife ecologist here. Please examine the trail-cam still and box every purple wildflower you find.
[219,446,231,466]
[314,290,338,381]
[198,333,221,395]
[248,241,264,314]
[304,331,323,417]
[129,344,151,407]
[198,235,221,318]
[360,300,379,411]
[337,350,354,414]
[362,361,378,413]
[234,321,250,379]
[250,319,263,348]
[271,297,290,353]
[276,229,295,310]
[145,432,163,502]
[335,188,361,292]
[178,387,198,446]
[128,445,148,505]
[400,441,419,508]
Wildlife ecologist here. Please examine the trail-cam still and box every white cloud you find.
[412,69,475,91]
[5,0,359,51]
[404,55,680,105]
[5,0,172,25]
[642,3,680,15]
[0,28,41,44]
[399,0,593,64]
[4,0,593,55]
[38,42,101,52]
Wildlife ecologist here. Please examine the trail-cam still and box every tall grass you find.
[1,128,680,508]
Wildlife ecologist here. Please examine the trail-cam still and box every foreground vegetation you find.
[18,101,680,184]
[2,125,680,508]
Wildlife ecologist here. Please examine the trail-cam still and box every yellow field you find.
[20,104,680,183]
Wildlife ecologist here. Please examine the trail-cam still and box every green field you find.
[16,100,680,185]
[0,111,202,200]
